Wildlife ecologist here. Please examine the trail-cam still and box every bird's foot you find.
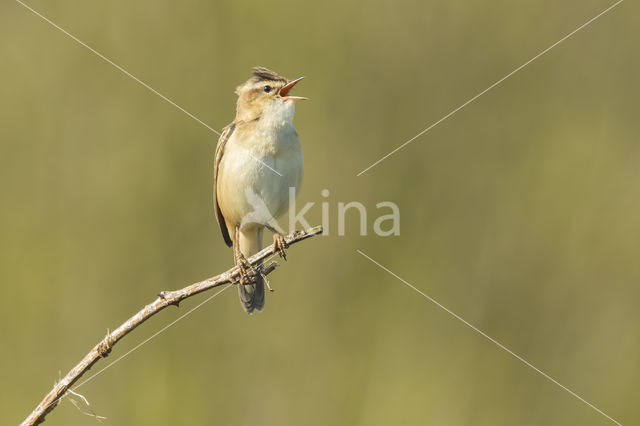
[237,253,259,286]
[272,233,288,260]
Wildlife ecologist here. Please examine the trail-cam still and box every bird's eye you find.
[263,85,272,93]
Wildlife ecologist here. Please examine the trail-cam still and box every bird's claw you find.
[237,254,259,286]
[273,234,288,260]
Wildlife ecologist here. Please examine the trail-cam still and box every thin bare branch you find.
[20,226,323,426]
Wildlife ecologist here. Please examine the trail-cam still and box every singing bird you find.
[213,67,306,313]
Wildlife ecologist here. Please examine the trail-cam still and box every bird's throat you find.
[259,100,296,132]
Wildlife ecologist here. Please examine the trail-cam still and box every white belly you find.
[217,128,303,230]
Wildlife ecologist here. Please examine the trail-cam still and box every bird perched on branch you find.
[213,67,306,313]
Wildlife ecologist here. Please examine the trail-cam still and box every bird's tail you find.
[237,227,265,314]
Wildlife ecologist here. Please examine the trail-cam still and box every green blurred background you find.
[1,0,638,424]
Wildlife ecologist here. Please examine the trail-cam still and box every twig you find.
[20,226,323,426]
[66,389,107,422]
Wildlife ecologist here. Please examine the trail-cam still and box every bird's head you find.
[234,67,307,123]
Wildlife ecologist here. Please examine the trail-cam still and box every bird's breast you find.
[217,125,303,227]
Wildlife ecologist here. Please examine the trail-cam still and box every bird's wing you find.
[213,122,236,247]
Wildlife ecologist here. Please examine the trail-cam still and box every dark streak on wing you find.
[213,122,235,247]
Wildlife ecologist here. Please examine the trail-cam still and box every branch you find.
[20,226,323,426]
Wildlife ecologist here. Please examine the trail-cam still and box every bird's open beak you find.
[279,76,308,101]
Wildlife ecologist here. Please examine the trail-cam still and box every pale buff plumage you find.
[214,67,305,313]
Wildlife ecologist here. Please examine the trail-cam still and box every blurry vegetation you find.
[1,0,638,425]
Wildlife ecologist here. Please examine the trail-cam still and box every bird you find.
[213,67,306,313]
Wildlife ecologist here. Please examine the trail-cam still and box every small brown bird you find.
[213,67,306,313]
